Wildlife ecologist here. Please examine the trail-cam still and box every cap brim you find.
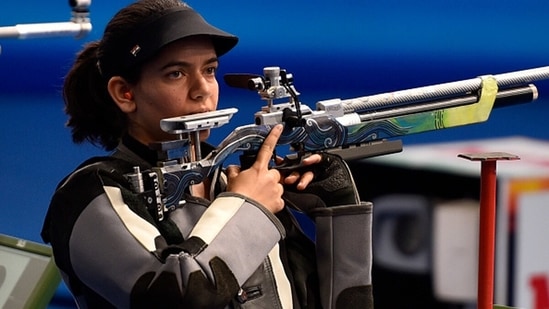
[123,7,238,68]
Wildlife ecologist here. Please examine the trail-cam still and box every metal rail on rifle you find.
[126,65,549,221]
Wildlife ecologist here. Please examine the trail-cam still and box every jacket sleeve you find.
[283,153,375,309]
[44,167,285,308]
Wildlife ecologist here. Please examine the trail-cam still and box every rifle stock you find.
[125,66,549,221]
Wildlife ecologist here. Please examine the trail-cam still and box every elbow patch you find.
[182,257,240,307]
[130,271,183,308]
[130,256,239,308]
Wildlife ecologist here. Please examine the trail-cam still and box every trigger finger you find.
[255,124,283,169]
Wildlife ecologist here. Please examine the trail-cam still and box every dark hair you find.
[64,0,187,151]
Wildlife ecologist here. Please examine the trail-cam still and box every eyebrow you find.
[159,57,219,71]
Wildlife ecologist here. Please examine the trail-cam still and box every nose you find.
[189,74,214,102]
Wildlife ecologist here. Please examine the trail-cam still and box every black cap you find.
[100,6,238,77]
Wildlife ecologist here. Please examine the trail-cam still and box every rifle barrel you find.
[357,84,538,121]
[342,66,549,114]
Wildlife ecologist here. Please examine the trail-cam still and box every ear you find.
[107,76,136,113]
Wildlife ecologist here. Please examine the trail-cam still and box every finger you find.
[273,183,285,212]
[301,153,322,166]
[274,155,284,165]
[253,124,283,170]
[296,171,315,190]
[268,168,282,182]
[225,165,240,179]
[283,171,300,185]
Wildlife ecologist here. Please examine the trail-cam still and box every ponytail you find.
[64,41,127,151]
[63,0,192,151]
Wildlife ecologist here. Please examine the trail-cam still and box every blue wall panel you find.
[1,0,548,252]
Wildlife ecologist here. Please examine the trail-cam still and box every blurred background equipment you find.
[0,233,61,309]
[0,0,91,42]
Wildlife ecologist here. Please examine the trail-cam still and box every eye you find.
[168,71,183,79]
[205,66,217,76]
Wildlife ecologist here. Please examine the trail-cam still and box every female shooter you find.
[41,0,373,308]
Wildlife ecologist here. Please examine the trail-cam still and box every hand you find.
[296,153,361,207]
[280,154,323,190]
[225,125,284,213]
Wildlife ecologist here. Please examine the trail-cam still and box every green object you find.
[0,233,61,309]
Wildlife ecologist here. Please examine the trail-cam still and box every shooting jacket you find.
[41,135,370,308]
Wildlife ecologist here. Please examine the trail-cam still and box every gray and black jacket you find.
[41,135,373,308]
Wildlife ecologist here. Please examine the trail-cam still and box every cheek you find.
[162,90,192,115]
[211,92,219,109]
[210,85,219,108]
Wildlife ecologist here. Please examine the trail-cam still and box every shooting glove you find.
[283,153,374,309]
[292,152,361,207]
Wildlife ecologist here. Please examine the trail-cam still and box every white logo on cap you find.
[130,45,141,57]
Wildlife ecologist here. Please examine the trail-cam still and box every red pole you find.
[458,152,519,309]
[478,160,497,309]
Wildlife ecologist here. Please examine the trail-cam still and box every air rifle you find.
[125,65,549,221]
